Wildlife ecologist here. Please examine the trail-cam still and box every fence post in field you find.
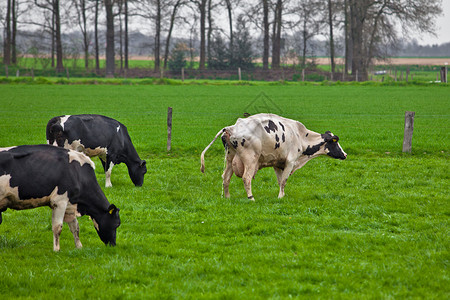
[302,69,305,81]
[356,70,358,82]
[66,67,70,80]
[394,69,397,82]
[160,69,164,79]
[167,107,173,152]
[406,68,409,82]
[238,68,241,81]
[402,111,415,153]
[16,69,19,77]
[5,65,8,78]
[181,67,184,82]
[31,68,34,80]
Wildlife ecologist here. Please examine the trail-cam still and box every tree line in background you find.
[1,0,443,80]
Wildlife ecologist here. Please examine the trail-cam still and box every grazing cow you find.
[200,113,347,200]
[0,145,121,251]
[46,114,147,187]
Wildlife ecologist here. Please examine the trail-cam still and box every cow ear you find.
[108,204,118,215]
[332,136,339,143]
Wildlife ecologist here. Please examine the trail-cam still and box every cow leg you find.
[240,154,258,201]
[222,152,235,198]
[275,163,294,198]
[105,160,114,188]
[64,204,82,249]
[51,193,69,252]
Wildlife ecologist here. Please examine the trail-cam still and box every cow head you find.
[94,204,121,246]
[323,131,347,160]
[129,160,147,186]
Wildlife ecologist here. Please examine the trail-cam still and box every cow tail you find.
[200,128,226,173]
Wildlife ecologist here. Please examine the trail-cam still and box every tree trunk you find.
[3,0,11,65]
[54,0,64,73]
[199,0,207,70]
[271,0,282,69]
[154,0,161,71]
[327,0,335,73]
[225,0,233,64]
[11,0,17,64]
[207,0,213,66]
[344,0,349,74]
[81,0,89,70]
[124,0,129,70]
[262,0,269,70]
[163,0,182,69]
[349,0,366,80]
[94,0,100,73]
[105,0,115,77]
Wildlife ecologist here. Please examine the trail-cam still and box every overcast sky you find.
[414,0,450,45]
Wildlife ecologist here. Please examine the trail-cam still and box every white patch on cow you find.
[116,125,120,132]
[105,162,114,187]
[0,175,19,210]
[0,146,17,152]
[60,115,71,130]
[68,149,96,169]
[92,218,100,231]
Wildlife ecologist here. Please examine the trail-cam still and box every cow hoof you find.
[248,196,255,201]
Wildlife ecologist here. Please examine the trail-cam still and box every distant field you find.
[0,84,448,298]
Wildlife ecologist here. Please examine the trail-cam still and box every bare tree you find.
[271,0,282,69]
[3,0,12,65]
[163,0,186,69]
[104,0,115,77]
[262,0,269,70]
[190,0,207,69]
[33,0,64,72]
[327,0,335,73]
[348,0,442,80]
[72,0,92,70]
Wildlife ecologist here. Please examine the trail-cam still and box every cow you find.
[0,145,121,251]
[46,114,147,187]
[200,113,347,201]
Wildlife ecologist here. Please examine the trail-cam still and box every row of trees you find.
[1,1,443,80]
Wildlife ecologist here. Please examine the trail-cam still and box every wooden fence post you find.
[238,67,241,81]
[5,65,8,78]
[66,67,70,80]
[181,67,184,82]
[167,107,173,152]
[31,68,34,80]
[16,69,19,77]
[402,111,415,153]
[302,69,305,81]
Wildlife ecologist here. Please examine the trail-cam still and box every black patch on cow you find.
[306,133,309,137]
[232,140,238,149]
[298,149,301,152]
[221,135,227,149]
[275,143,280,149]
[264,120,278,133]
[279,122,285,131]
[241,139,246,147]
[275,134,279,142]
[282,133,285,143]
[302,142,325,156]
[324,135,346,160]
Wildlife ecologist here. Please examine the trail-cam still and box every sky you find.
[413,0,450,45]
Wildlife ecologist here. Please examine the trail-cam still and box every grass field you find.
[0,84,449,298]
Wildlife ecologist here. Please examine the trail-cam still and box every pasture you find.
[0,83,448,298]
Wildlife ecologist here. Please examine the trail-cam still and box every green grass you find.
[0,84,448,298]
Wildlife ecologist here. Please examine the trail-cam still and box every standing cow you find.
[0,145,121,251]
[46,114,147,187]
[200,113,347,200]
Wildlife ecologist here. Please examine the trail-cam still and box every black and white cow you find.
[0,145,121,251]
[201,113,347,200]
[46,114,147,187]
